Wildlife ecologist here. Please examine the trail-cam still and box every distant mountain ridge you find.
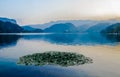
[0,17,17,24]
[22,26,43,33]
[22,26,36,31]
[23,20,120,33]
[23,20,98,29]
[44,23,77,33]
[86,23,111,33]
[0,17,120,33]
[86,20,120,33]
[0,17,44,33]
[0,20,23,33]
[101,23,120,33]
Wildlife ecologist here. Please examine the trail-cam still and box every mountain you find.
[44,23,77,33]
[101,23,120,33]
[1,17,120,33]
[86,20,120,33]
[0,17,43,33]
[23,20,120,33]
[77,25,92,33]
[0,19,23,33]
[0,17,17,24]
[22,26,36,31]
[23,20,98,29]
[22,26,43,33]
[86,23,111,33]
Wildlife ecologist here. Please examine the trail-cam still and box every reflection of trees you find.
[18,51,93,67]
[0,35,21,49]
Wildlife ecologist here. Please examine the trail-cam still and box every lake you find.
[0,33,120,77]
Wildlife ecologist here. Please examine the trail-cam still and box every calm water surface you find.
[0,33,120,77]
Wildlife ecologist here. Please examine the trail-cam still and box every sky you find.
[0,0,120,25]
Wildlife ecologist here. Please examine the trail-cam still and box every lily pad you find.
[18,51,93,67]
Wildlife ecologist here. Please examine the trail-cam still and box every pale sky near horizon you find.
[0,0,120,25]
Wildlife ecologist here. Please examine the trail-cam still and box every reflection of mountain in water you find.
[0,35,21,49]
[22,33,118,45]
[102,34,120,43]
[0,33,120,48]
[22,34,77,45]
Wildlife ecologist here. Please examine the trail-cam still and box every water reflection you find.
[0,35,21,49]
[0,33,120,49]
[0,33,120,77]
[22,33,119,45]
[0,58,89,77]
[103,34,120,42]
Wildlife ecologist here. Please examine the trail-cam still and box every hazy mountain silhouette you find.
[0,20,23,33]
[0,17,17,24]
[23,20,98,29]
[86,23,111,33]
[101,23,120,33]
[22,26,43,33]
[1,17,120,33]
[23,20,120,33]
[44,23,77,33]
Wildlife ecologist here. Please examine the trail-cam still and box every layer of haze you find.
[0,0,120,25]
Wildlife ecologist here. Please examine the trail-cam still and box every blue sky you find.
[0,0,120,25]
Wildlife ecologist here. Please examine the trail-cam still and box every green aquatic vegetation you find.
[18,51,93,67]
